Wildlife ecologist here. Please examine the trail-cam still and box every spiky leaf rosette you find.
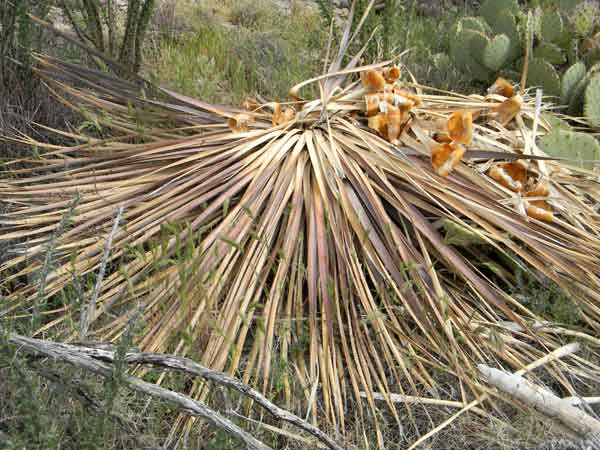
[3,56,600,446]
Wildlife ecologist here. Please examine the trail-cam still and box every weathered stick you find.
[7,333,346,450]
[39,340,345,450]
[564,397,600,407]
[9,333,272,450]
[478,365,600,438]
[407,342,582,450]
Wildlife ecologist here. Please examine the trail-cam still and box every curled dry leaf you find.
[382,66,401,83]
[360,70,386,93]
[447,110,473,145]
[227,114,255,133]
[431,142,466,177]
[242,98,260,111]
[524,181,553,221]
[488,162,528,192]
[433,132,452,144]
[365,94,382,116]
[396,95,415,111]
[525,180,550,198]
[386,104,403,144]
[280,107,296,124]
[368,113,387,136]
[366,92,415,115]
[526,200,554,222]
[271,102,281,125]
[582,31,600,51]
[488,77,515,98]
[368,103,410,142]
[272,104,296,126]
[394,88,422,107]
[495,94,523,125]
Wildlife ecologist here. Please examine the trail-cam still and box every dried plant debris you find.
[2,18,600,449]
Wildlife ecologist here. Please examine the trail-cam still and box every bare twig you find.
[7,333,346,450]
[73,342,343,450]
[122,353,344,450]
[9,333,272,450]
[407,343,582,450]
[478,365,600,437]
[80,205,123,339]
[564,397,600,407]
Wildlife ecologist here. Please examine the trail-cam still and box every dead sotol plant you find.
[2,3,600,448]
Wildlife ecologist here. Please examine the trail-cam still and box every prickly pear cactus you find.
[541,10,564,43]
[569,0,600,37]
[467,31,495,78]
[541,113,572,131]
[539,129,600,168]
[451,24,514,81]
[528,58,561,97]
[469,30,490,57]
[493,10,521,61]
[567,38,579,65]
[568,63,600,114]
[449,29,489,80]
[561,62,587,103]
[584,73,600,127]
[483,35,511,71]
[458,16,491,34]
[534,43,566,65]
[445,0,600,100]
[480,0,519,31]
[557,0,580,12]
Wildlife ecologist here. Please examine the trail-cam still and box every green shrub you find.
[145,2,325,103]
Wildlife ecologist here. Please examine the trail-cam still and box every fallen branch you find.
[407,342,582,450]
[7,332,345,450]
[564,397,600,407]
[9,333,271,450]
[478,364,600,438]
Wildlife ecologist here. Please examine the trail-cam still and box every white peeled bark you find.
[478,364,600,438]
